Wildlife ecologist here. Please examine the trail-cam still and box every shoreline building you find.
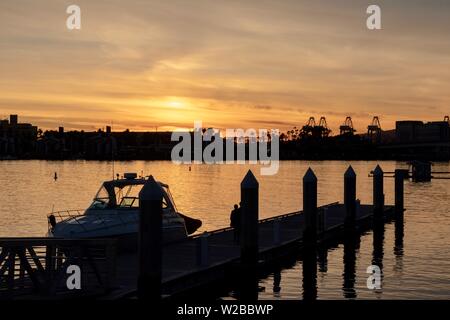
[0,115,38,157]
[389,119,450,160]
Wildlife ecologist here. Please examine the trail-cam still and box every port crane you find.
[316,117,331,138]
[367,116,382,143]
[339,117,355,136]
[300,116,331,138]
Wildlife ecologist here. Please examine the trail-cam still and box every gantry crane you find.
[301,116,331,138]
[315,116,331,138]
[339,116,355,136]
[367,116,382,142]
[300,117,316,137]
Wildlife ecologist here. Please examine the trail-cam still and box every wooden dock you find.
[0,165,404,300]
[110,202,394,299]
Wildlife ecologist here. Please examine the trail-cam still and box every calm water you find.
[0,160,449,299]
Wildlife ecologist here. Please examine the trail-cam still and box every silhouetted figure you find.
[230,204,241,243]
[54,172,58,181]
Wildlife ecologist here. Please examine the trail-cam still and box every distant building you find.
[0,115,38,157]
[396,120,450,143]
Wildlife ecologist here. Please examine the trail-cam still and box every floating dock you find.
[0,165,404,300]
[112,203,394,299]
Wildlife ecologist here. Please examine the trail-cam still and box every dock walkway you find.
[112,202,393,298]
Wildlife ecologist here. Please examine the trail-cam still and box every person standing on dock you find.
[230,204,241,243]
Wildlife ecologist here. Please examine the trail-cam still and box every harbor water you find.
[0,160,449,299]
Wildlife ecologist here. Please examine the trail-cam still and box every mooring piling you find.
[373,165,384,221]
[196,232,209,267]
[303,168,318,242]
[344,166,357,227]
[137,176,163,300]
[302,168,318,301]
[239,170,259,301]
[317,207,326,235]
[240,170,259,266]
[372,166,386,272]
[395,169,405,219]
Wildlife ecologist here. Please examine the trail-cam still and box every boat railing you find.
[48,210,89,231]
[48,209,140,233]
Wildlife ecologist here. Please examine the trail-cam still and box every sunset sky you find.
[1,0,450,133]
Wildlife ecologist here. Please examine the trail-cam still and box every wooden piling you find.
[373,165,384,221]
[240,170,259,266]
[395,169,404,219]
[196,232,209,267]
[303,168,317,242]
[317,208,326,235]
[137,176,163,301]
[344,166,356,227]
[239,170,259,301]
[302,168,318,301]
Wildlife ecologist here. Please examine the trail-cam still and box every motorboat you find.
[47,173,202,249]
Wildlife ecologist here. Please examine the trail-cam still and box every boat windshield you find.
[115,184,141,208]
[163,185,177,211]
[89,185,111,209]
[89,182,172,210]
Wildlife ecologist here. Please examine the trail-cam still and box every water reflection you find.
[394,216,404,273]
[273,267,281,297]
[371,221,385,297]
[237,267,259,301]
[372,222,385,272]
[302,243,317,301]
[317,245,328,273]
[342,230,361,299]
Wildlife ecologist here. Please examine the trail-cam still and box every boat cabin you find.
[88,173,176,211]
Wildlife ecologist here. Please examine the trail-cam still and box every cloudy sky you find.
[1,0,450,132]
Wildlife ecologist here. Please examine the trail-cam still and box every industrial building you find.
[396,120,450,143]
